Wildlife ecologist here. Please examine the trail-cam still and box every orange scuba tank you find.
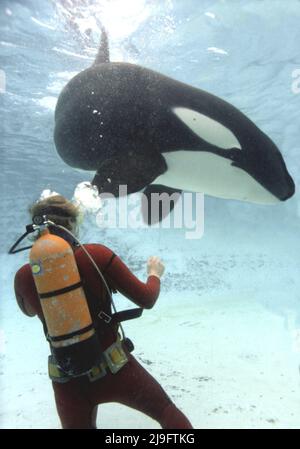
[29,228,101,376]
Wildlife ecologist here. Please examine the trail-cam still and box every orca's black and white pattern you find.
[54,30,295,222]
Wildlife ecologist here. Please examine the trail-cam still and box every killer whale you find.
[54,30,295,222]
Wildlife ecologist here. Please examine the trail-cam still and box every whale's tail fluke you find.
[94,27,110,65]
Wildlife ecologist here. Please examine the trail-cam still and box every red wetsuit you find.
[14,243,192,429]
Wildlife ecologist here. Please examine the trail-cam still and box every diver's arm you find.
[105,255,164,309]
[14,268,37,317]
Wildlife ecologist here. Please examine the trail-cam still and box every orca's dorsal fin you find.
[94,28,110,65]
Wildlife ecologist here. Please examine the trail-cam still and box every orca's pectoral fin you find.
[92,152,167,197]
[142,185,182,225]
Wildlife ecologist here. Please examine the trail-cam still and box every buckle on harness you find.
[98,311,112,324]
[87,361,107,382]
[48,339,129,383]
[48,356,70,383]
[103,338,128,374]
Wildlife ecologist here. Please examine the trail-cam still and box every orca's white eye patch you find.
[172,107,242,150]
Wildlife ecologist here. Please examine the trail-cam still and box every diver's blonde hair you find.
[29,195,80,231]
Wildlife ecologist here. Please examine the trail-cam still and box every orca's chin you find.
[262,176,296,202]
[215,195,280,205]
[279,189,295,202]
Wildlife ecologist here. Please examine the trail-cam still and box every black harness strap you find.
[39,281,83,299]
[98,308,143,326]
[111,308,143,323]
[49,323,95,343]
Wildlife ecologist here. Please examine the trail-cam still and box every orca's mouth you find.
[231,154,295,203]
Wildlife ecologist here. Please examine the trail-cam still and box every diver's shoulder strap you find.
[84,248,117,293]
[102,252,117,293]
[102,252,117,274]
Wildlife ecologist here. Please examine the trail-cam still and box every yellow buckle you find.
[87,362,107,382]
[48,356,70,383]
[103,339,128,374]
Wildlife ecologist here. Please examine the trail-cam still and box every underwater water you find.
[1,0,300,429]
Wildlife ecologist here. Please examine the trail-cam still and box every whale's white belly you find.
[153,150,279,204]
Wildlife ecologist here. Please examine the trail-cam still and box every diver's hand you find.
[147,256,165,279]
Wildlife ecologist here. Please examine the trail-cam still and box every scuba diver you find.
[12,194,193,429]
